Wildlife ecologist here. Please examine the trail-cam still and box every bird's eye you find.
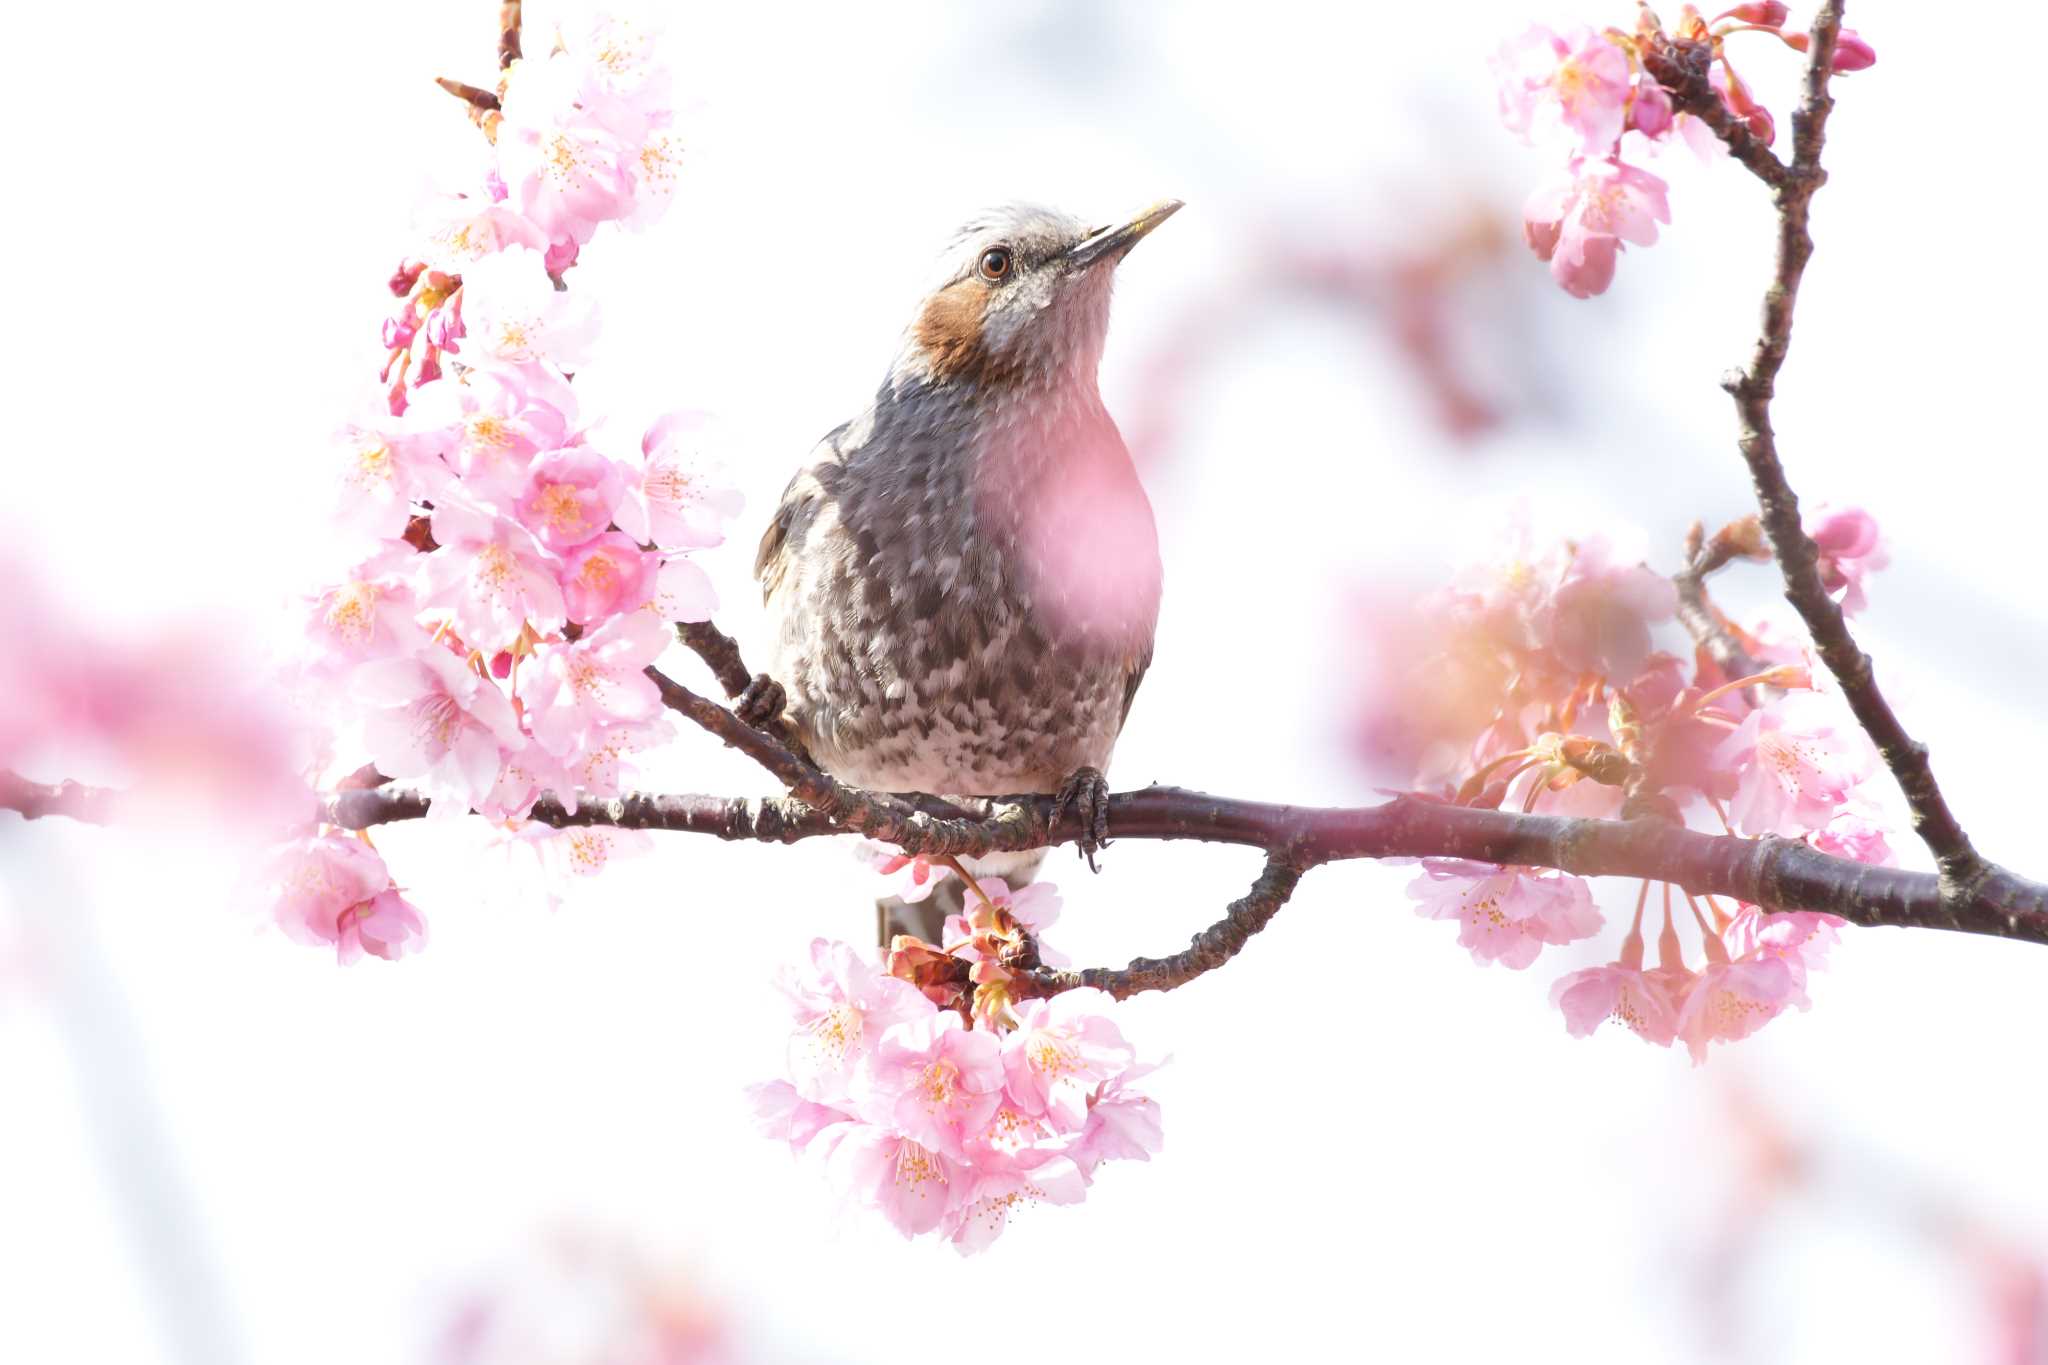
[977,246,1014,282]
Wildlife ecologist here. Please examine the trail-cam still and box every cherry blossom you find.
[332,416,452,540]
[1493,25,1633,156]
[1674,957,1797,1064]
[459,245,599,370]
[1523,157,1671,298]
[942,1157,1088,1255]
[1001,989,1136,1128]
[1542,532,1679,678]
[1066,1061,1166,1177]
[1805,504,1888,615]
[651,556,718,624]
[423,498,568,649]
[417,193,548,274]
[776,938,932,1108]
[1408,861,1604,969]
[1714,693,1876,836]
[615,410,744,550]
[354,646,524,808]
[1550,908,1679,1045]
[558,531,657,625]
[746,1079,849,1156]
[756,931,1162,1250]
[1552,963,1681,1045]
[302,542,432,679]
[1809,813,1894,866]
[410,369,575,508]
[1724,906,1846,1004]
[495,54,637,247]
[521,611,668,759]
[862,846,955,904]
[265,835,426,964]
[815,1122,961,1239]
[514,445,628,553]
[870,1011,1005,1161]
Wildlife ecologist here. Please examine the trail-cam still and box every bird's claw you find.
[1053,765,1112,872]
[736,673,787,729]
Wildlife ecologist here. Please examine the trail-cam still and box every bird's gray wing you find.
[1118,645,1152,734]
[755,421,853,606]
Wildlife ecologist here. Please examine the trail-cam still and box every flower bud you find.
[387,259,426,297]
[1716,2,1789,25]
[1831,28,1876,71]
[1629,80,1674,137]
[1761,663,1813,690]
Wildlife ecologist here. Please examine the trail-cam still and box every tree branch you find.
[0,772,121,824]
[1642,34,1791,192]
[294,780,2048,951]
[15,765,2048,981]
[1019,855,1307,1000]
[674,620,754,699]
[1685,2,1991,898]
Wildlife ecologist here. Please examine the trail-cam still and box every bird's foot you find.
[735,673,787,729]
[1052,765,1112,872]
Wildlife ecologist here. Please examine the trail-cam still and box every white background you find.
[3,1,2045,1361]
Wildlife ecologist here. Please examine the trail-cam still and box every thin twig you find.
[673,621,755,699]
[1686,1,1990,896]
[1019,855,1307,1000]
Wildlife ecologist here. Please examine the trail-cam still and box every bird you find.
[746,200,1180,941]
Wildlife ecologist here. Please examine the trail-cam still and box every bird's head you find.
[893,199,1182,398]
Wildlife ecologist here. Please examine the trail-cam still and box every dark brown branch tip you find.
[498,0,523,70]
[433,76,501,112]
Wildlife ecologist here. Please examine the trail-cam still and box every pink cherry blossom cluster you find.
[750,879,1162,1253]
[0,562,308,837]
[1493,6,1874,296]
[273,14,740,961]
[1358,509,1894,1060]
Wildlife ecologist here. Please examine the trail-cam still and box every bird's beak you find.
[1061,199,1184,272]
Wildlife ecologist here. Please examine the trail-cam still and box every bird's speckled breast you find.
[759,386,1159,802]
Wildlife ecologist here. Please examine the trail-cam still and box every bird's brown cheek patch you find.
[913,278,1018,388]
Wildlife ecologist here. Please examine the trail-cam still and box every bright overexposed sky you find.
[4,2,2046,1362]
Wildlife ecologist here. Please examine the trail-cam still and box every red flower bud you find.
[1831,28,1876,71]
